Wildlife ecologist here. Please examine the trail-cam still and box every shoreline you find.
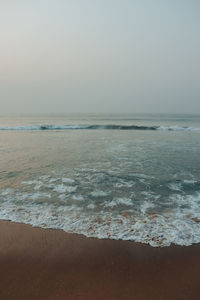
[0,220,200,299]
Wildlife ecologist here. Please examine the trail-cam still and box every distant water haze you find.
[0,0,200,114]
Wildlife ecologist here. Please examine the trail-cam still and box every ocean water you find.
[0,113,200,247]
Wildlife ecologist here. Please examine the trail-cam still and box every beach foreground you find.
[0,221,200,300]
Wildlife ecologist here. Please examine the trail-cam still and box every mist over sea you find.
[0,113,200,247]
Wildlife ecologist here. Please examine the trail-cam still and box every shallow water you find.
[0,113,200,246]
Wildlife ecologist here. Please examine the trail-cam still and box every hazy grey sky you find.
[0,0,200,114]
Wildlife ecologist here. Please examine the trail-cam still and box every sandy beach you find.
[0,220,199,299]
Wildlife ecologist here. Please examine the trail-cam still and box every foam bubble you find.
[49,178,61,183]
[62,178,75,184]
[30,192,51,200]
[22,180,42,185]
[105,198,133,208]
[58,194,69,201]
[90,190,108,197]
[53,185,77,193]
[87,203,96,209]
[140,201,155,214]
[72,195,84,201]
[39,175,51,180]
[183,180,197,184]
[115,180,135,188]
[168,182,182,191]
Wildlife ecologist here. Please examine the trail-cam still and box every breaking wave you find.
[0,124,200,131]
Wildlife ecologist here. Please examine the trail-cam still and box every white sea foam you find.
[30,192,51,200]
[39,175,51,180]
[168,182,182,191]
[1,192,200,247]
[87,203,96,209]
[62,178,75,184]
[1,172,200,247]
[158,126,200,131]
[22,180,42,185]
[115,180,135,188]
[183,179,197,184]
[140,201,155,214]
[90,190,108,197]
[105,198,133,208]
[53,185,77,193]
[72,195,84,201]
[58,194,69,201]
[49,178,61,183]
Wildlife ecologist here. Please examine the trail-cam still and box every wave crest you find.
[0,124,199,131]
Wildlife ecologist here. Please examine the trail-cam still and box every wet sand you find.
[0,220,200,300]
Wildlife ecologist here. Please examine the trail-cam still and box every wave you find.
[1,173,200,247]
[0,124,200,131]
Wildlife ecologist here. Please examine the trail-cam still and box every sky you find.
[0,0,200,114]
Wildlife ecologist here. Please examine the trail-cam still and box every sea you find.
[0,113,200,247]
